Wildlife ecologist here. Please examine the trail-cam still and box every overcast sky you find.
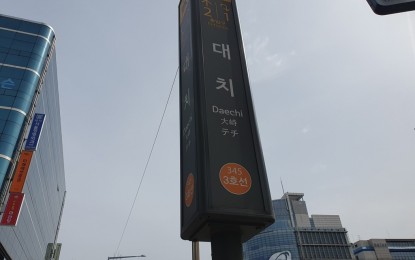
[2,0,415,259]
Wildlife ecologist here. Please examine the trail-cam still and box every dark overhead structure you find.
[366,0,415,15]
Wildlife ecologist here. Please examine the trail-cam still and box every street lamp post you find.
[107,255,146,260]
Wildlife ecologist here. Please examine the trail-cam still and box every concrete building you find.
[353,239,415,259]
[243,192,354,260]
[0,14,66,259]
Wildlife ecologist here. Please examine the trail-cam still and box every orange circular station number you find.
[219,163,252,195]
[184,173,194,207]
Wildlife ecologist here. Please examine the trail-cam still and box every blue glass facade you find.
[243,200,300,260]
[0,14,55,191]
[244,193,354,260]
[0,14,65,259]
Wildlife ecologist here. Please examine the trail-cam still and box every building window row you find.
[298,230,348,245]
[300,245,352,259]
[387,241,415,247]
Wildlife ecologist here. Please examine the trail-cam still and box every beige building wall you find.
[353,239,392,260]
[371,239,392,260]
[311,214,343,229]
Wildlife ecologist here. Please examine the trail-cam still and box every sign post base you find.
[211,227,243,260]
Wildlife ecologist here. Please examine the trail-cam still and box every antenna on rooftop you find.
[280,178,286,195]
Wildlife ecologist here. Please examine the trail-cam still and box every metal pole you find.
[192,241,200,260]
[211,227,242,260]
[50,191,66,260]
[108,256,145,260]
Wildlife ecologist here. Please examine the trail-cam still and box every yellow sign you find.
[200,0,231,30]
[10,151,33,193]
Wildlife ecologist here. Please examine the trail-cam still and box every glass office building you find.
[243,193,354,260]
[0,14,66,259]
[243,199,300,260]
[353,239,415,259]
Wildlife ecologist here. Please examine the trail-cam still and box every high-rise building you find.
[243,193,354,260]
[0,14,66,259]
[353,239,415,259]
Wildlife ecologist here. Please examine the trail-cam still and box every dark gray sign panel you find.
[180,0,199,231]
[366,0,415,15]
[179,0,274,242]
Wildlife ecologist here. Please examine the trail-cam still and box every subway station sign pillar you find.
[179,0,275,256]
